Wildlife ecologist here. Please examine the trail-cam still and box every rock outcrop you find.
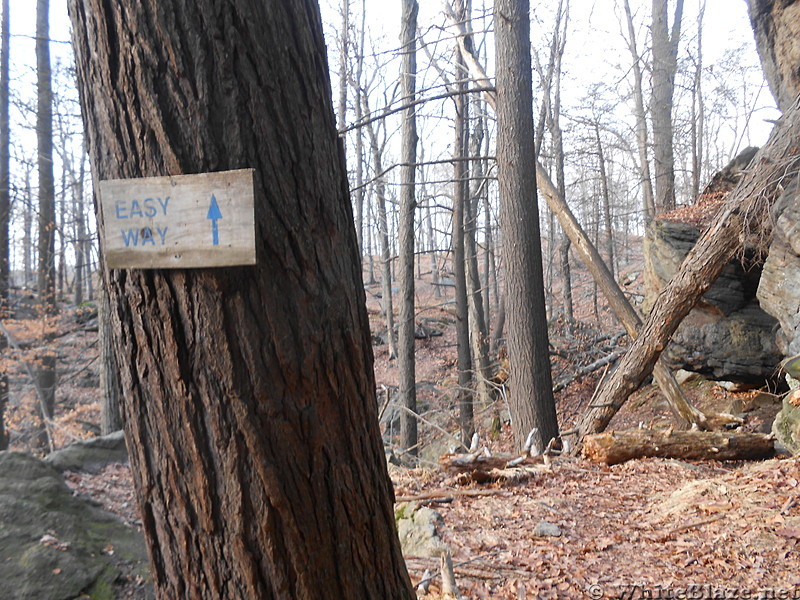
[0,451,150,600]
[757,182,800,357]
[643,149,780,381]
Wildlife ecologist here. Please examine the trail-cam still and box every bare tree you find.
[621,0,656,223]
[651,0,685,213]
[0,0,8,450]
[36,0,56,450]
[398,0,419,456]
[363,91,397,359]
[495,0,559,451]
[453,0,474,444]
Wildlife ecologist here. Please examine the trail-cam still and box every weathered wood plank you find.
[98,169,256,269]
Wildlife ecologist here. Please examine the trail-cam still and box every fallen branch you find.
[552,351,623,392]
[395,488,511,503]
[583,429,775,465]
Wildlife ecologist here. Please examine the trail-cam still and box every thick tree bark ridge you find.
[68,1,414,598]
[575,96,800,441]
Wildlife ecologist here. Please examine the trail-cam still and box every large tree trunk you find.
[0,0,8,450]
[398,0,419,456]
[574,97,800,442]
[651,0,684,214]
[495,0,559,452]
[69,1,415,598]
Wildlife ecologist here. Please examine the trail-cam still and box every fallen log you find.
[583,430,775,465]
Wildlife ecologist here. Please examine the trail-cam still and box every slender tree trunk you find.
[336,0,349,137]
[574,97,800,441]
[495,0,559,452]
[651,0,684,214]
[398,0,418,457]
[453,4,473,444]
[466,98,491,404]
[427,202,441,298]
[365,118,396,359]
[352,0,366,260]
[99,289,122,434]
[622,0,656,223]
[0,0,9,450]
[73,145,87,305]
[691,1,706,201]
[595,123,615,278]
[69,0,415,597]
[23,166,32,288]
[36,0,56,450]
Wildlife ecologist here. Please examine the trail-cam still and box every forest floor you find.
[2,262,799,598]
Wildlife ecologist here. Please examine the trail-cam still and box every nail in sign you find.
[98,169,256,269]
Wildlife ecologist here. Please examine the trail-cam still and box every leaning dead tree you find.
[574,96,800,441]
[447,16,710,431]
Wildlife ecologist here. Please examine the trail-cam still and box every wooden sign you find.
[98,169,256,269]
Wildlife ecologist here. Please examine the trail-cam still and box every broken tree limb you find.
[574,97,800,443]
[552,350,623,392]
[445,17,709,430]
[583,429,775,465]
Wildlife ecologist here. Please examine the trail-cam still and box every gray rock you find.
[644,217,780,381]
[772,395,800,456]
[44,430,127,473]
[757,184,800,357]
[395,502,449,557]
[532,521,562,537]
[0,451,150,599]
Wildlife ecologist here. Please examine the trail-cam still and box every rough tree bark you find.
[495,0,559,452]
[574,97,800,442]
[398,0,419,456]
[69,0,415,598]
[651,0,684,214]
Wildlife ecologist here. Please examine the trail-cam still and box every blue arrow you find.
[207,195,222,246]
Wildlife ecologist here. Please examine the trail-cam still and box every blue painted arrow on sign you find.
[207,195,222,246]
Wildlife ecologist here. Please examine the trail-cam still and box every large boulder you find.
[643,219,780,381]
[642,148,781,381]
[0,451,150,600]
[44,430,128,473]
